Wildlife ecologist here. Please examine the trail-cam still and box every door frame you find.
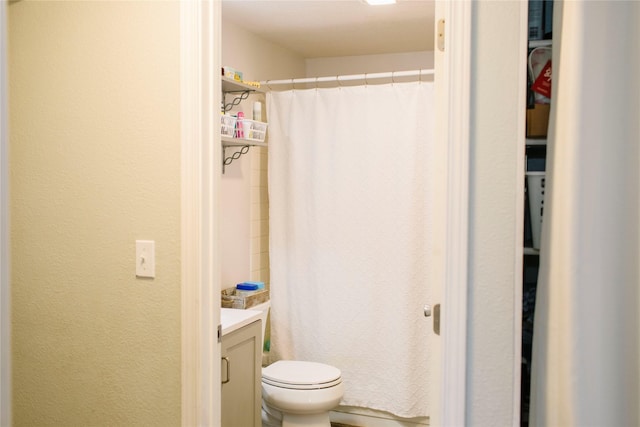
[0,1,11,425]
[180,0,474,426]
[180,0,222,425]
[437,0,471,425]
[514,3,529,425]
[0,0,477,426]
[0,1,507,426]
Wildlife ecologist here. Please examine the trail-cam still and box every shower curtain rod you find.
[260,68,434,88]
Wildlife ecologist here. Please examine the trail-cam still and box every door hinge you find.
[424,304,441,335]
[217,324,222,343]
[437,19,445,52]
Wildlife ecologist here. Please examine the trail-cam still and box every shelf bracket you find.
[222,145,251,174]
[437,19,445,52]
[222,89,253,113]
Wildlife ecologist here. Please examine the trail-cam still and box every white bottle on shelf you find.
[252,101,262,122]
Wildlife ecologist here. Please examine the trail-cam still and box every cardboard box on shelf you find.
[526,103,550,138]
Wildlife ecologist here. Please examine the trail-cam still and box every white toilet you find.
[262,360,344,427]
[251,302,344,427]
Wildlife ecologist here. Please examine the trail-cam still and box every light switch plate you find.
[136,240,155,278]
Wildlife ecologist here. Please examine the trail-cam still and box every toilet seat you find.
[262,360,342,390]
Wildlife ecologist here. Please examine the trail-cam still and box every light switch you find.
[136,240,155,278]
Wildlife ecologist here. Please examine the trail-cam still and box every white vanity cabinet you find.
[221,319,262,427]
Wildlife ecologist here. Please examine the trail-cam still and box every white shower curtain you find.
[267,82,435,418]
[530,1,639,426]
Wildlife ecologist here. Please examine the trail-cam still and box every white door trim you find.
[513,3,529,426]
[440,1,471,425]
[0,1,11,425]
[181,0,222,425]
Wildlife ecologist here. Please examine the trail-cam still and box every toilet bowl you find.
[250,302,344,427]
[261,360,344,427]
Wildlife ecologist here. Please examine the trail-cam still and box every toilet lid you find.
[262,361,341,388]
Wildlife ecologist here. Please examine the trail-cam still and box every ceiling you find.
[221,0,436,58]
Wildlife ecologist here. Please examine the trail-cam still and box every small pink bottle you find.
[235,112,244,138]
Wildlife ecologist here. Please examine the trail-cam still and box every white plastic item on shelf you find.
[221,114,236,137]
[253,101,262,121]
[241,119,268,143]
[527,172,546,249]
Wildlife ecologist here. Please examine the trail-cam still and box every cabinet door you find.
[221,320,262,427]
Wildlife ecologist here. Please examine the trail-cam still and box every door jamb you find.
[179,0,477,425]
[513,3,529,425]
[0,1,11,425]
[181,0,222,425]
[440,1,471,425]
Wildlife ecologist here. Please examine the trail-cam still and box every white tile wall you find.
[250,145,270,287]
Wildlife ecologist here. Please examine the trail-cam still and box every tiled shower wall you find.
[250,144,269,288]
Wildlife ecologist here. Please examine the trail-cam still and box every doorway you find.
[211,1,471,426]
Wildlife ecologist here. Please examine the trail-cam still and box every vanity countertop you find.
[221,307,262,336]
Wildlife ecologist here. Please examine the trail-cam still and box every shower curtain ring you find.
[365,73,369,86]
[291,78,296,90]
[315,77,319,89]
[336,75,342,88]
[391,71,395,84]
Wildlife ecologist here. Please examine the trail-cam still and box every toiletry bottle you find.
[236,111,244,138]
[252,101,262,122]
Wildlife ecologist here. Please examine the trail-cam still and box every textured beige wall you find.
[8,1,181,426]
[305,51,434,77]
